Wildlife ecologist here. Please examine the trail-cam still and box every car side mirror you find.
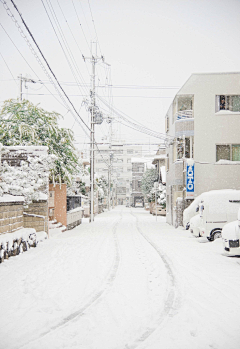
[196,207,199,212]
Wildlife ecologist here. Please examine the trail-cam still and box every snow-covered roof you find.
[152,154,166,164]
[153,154,166,160]
[131,157,150,163]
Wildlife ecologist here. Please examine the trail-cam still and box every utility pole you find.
[18,75,37,101]
[83,42,109,222]
[108,118,113,210]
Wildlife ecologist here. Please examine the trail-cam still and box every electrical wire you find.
[87,0,102,55]
[0,23,68,109]
[72,0,91,52]
[42,0,89,97]
[0,50,18,87]
[97,95,174,140]
[7,0,91,135]
[57,0,90,76]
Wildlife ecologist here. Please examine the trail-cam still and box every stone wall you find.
[0,202,23,235]
[23,200,48,232]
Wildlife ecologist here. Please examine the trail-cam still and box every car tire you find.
[212,230,222,241]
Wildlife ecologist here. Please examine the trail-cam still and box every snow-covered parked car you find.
[183,194,204,230]
[189,214,202,237]
[222,208,240,256]
[198,190,240,241]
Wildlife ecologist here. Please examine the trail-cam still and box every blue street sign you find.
[186,163,194,197]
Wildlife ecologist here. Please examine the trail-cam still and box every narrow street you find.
[1,207,240,349]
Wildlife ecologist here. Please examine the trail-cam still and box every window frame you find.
[216,143,240,161]
[216,95,240,112]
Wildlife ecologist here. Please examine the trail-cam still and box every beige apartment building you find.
[165,72,240,226]
[95,140,142,206]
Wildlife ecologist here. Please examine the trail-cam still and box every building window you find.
[175,137,193,160]
[216,144,240,161]
[216,95,240,112]
[175,95,194,120]
[127,150,133,154]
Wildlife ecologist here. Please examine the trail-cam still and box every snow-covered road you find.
[1,206,240,349]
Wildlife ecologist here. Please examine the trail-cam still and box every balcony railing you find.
[176,110,193,120]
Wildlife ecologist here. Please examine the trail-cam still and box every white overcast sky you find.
[1,0,240,154]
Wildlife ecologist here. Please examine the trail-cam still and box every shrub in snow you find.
[0,150,54,206]
[0,228,47,264]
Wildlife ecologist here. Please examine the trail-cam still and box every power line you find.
[57,0,90,76]
[72,0,91,52]
[97,95,173,140]
[87,0,102,55]
[8,0,91,134]
[0,22,71,110]
[42,0,89,97]
[0,50,18,87]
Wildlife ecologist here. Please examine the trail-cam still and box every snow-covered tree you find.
[141,168,158,202]
[0,99,79,183]
[95,175,108,200]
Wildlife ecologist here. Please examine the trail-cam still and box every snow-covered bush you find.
[96,175,108,200]
[0,150,55,206]
[157,184,166,208]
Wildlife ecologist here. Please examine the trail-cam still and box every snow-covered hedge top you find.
[0,194,24,203]
[4,146,48,154]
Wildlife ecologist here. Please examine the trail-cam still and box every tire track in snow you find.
[20,211,123,349]
[124,211,178,349]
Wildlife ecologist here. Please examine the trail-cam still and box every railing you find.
[176,110,193,120]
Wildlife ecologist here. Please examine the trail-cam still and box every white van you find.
[222,208,240,256]
[189,214,202,237]
[198,190,240,241]
[183,194,204,230]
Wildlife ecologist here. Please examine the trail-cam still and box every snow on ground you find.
[0,206,240,349]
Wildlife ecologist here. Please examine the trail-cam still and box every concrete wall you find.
[67,208,83,230]
[0,202,23,235]
[49,184,67,226]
